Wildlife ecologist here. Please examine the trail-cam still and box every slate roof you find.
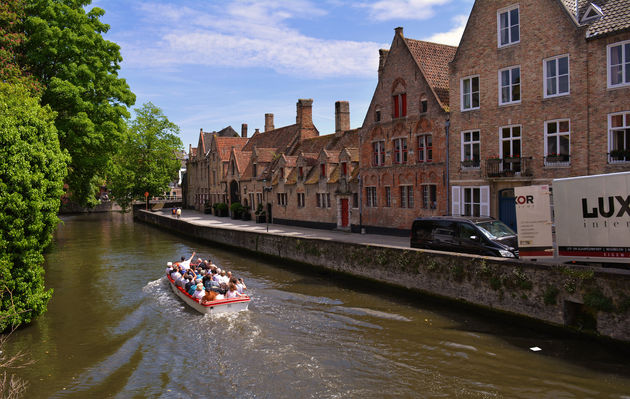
[404,38,457,111]
[559,0,630,38]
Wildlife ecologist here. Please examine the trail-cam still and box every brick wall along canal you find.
[8,213,630,397]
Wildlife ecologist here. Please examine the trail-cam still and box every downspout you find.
[586,41,591,175]
[445,118,451,215]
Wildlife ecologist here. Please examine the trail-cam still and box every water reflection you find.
[7,213,630,398]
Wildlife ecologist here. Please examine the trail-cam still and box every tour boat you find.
[166,274,250,314]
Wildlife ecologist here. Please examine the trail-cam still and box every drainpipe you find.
[445,118,451,215]
[358,174,364,234]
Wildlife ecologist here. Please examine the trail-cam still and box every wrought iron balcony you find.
[485,157,533,178]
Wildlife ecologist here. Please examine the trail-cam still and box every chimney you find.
[395,26,403,37]
[378,49,389,77]
[254,128,260,135]
[264,113,274,132]
[241,123,248,138]
[200,128,203,134]
[296,98,313,127]
[335,101,350,134]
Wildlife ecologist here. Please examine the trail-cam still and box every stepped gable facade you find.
[359,27,456,234]
[186,125,244,209]
[269,101,359,230]
[448,0,630,230]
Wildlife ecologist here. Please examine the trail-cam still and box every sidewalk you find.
[157,209,410,249]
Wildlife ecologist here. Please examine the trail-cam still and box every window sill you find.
[543,93,570,100]
[607,83,630,90]
[499,101,521,107]
[497,41,520,49]
[461,107,480,113]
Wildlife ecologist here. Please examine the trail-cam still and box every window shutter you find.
[452,186,461,216]
[393,95,400,118]
[401,93,407,117]
[480,185,490,216]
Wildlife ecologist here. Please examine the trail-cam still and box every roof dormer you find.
[580,3,603,24]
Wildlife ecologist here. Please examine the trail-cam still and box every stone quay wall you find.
[135,210,630,342]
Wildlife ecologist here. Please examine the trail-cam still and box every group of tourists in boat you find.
[166,252,248,306]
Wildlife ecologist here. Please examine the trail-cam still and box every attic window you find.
[420,95,428,113]
[320,163,326,177]
[580,3,603,23]
[342,162,347,175]
[299,166,304,178]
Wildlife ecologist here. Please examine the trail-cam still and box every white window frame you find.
[422,184,437,209]
[400,185,414,209]
[393,137,408,164]
[417,134,433,163]
[452,186,490,217]
[366,186,377,207]
[497,4,520,48]
[544,119,571,166]
[461,130,481,169]
[543,54,570,98]
[372,140,385,166]
[607,40,630,88]
[608,111,630,163]
[499,66,521,105]
[461,75,480,111]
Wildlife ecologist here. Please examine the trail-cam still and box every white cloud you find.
[120,0,382,78]
[425,14,468,46]
[359,0,453,21]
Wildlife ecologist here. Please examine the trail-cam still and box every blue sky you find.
[92,0,474,150]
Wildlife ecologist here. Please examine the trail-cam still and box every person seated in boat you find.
[200,290,218,305]
[234,277,247,294]
[184,275,195,293]
[203,272,220,292]
[218,270,230,285]
[192,283,205,300]
[179,251,196,270]
[170,266,182,282]
[225,282,244,299]
[165,262,173,275]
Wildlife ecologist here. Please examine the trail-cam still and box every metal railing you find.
[485,157,533,178]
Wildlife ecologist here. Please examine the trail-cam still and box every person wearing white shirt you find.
[179,251,196,270]
[192,284,205,300]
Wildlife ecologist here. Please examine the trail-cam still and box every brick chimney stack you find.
[335,101,350,134]
[241,123,248,138]
[378,49,389,78]
[264,114,274,132]
[296,98,313,127]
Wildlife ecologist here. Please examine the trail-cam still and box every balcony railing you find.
[544,154,570,166]
[609,151,630,164]
[460,159,481,169]
[485,157,533,178]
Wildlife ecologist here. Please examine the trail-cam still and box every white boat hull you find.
[167,275,250,314]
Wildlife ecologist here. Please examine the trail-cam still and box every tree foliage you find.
[109,103,183,211]
[22,0,135,207]
[0,82,68,331]
[0,0,40,91]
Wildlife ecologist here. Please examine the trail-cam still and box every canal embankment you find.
[135,208,630,343]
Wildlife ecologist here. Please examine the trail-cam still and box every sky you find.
[91,0,474,151]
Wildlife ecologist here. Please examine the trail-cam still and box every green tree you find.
[22,0,136,207]
[0,0,40,92]
[109,103,183,211]
[0,82,68,331]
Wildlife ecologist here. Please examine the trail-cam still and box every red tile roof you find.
[215,137,248,161]
[404,38,457,111]
[243,124,300,152]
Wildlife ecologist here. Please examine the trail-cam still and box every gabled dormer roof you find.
[557,0,630,38]
[212,136,248,161]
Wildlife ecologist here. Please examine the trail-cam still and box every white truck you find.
[552,171,630,264]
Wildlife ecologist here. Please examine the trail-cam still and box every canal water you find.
[8,213,630,398]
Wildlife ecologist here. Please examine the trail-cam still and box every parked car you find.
[410,216,519,258]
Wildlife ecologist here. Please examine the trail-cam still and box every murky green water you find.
[7,213,630,398]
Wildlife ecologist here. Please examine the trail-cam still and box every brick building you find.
[359,27,456,234]
[185,126,239,209]
[448,0,630,230]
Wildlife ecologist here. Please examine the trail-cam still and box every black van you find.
[410,216,519,258]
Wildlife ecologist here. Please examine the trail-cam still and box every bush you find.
[230,202,243,218]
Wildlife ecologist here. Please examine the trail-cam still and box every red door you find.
[341,199,349,227]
